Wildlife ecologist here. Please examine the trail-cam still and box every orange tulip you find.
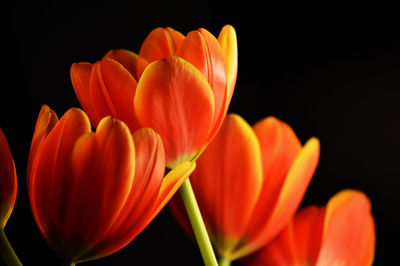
[27,105,195,263]
[70,25,237,168]
[242,190,376,266]
[170,114,320,263]
[0,129,17,230]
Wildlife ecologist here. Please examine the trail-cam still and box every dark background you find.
[1,1,399,265]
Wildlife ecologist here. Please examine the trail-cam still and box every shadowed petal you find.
[89,58,139,131]
[0,129,17,229]
[62,117,135,260]
[104,49,140,80]
[29,108,91,249]
[70,63,96,120]
[134,56,215,167]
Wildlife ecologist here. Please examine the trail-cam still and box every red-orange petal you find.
[176,29,227,142]
[242,206,326,266]
[70,63,96,120]
[27,105,59,191]
[61,117,135,260]
[88,58,139,131]
[134,56,215,167]
[217,25,237,108]
[139,27,181,63]
[80,128,167,261]
[104,49,139,80]
[0,129,17,229]
[191,114,263,255]
[28,108,91,249]
[237,137,320,259]
[316,190,375,266]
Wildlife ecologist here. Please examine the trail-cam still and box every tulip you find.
[170,114,320,264]
[0,129,17,230]
[242,190,376,266]
[70,25,237,168]
[27,105,195,264]
[0,129,21,266]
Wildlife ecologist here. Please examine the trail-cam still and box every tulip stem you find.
[0,229,22,266]
[179,178,218,266]
[218,256,232,266]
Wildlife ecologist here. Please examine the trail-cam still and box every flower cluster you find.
[0,25,375,266]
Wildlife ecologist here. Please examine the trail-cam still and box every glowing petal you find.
[191,114,263,255]
[134,56,215,167]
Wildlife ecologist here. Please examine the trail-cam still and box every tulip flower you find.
[0,129,16,230]
[242,190,376,266]
[70,25,237,168]
[27,105,195,264]
[170,114,320,264]
[0,129,21,265]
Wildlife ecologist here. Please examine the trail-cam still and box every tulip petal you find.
[84,162,195,262]
[176,29,227,139]
[137,27,184,78]
[146,161,196,226]
[139,27,181,62]
[70,63,96,120]
[218,25,237,107]
[27,105,59,190]
[0,129,17,229]
[134,56,215,167]
[243,206,325,266]
[55,117,134,261]
[191,114,263,255]
[104,49,139,80]
[88,58,139,131]
[316,190,375,266]
[236,137,320,259]
[29,108,91,249]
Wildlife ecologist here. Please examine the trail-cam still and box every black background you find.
[1,1,399,265]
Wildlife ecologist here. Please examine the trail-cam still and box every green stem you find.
[218,256,232,266]
[0,229,22,266]
[180,178,218,266]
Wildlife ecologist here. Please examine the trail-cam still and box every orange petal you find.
[27,105,58,190]
[0,129,17,229]
[139,27,181,62]
[28,108,91,249]
[218,25,237,108]
[88,58,139,131]
[145,161,196,226]
[316,190,375,266]
[242,206,325,266]
[165,27,185,50]
[236,137,320,259]
[80,128,167,261]
[190,114,263,255]
[59,117,135,260]
[134,56,215,167]
[176,29,227,142]
[104,49,139,80]
[70,63,97,120]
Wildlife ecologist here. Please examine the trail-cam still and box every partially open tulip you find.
[70,25,237,168]
[27,105,195,264]
[170,114,320,263]
[242,190,376,266]
[0,129,17,230]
